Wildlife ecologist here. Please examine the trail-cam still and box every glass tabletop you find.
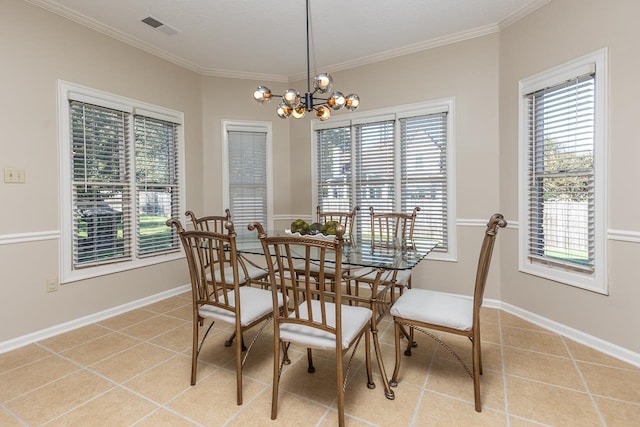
[235,231,438,270]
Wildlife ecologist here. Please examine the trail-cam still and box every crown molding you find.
[499,0,552,29]
[289,23,501,82]
[25,0,540,84]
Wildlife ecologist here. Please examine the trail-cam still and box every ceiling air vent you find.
[141,16,179,36]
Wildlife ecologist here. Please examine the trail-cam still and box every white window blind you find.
[134,115,181,256]
[355,120,396,238]
[526,73,595,272]
[316,126,352,213]
[227,130,267,234]
[70,101,131,268]
[315,103,452,254]
[61,81,185,283]
[400,113,448,251]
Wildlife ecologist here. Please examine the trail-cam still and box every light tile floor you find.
[1,292,639,426]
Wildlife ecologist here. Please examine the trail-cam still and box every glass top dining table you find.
[234,230,439,400]
[235,231,438,271]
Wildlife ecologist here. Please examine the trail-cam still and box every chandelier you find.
[252,0,359,121]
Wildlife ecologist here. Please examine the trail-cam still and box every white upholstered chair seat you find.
[280,299,372,350]
[390,288,473,331]
[200,286,283,327]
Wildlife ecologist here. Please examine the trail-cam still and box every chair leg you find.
[390,321,402,387]
[271,337,281,420]
[282,341,291,365]
[365,329,374,389]
[191,320,199,386]
[478,338,483,375]
[398,324,413,356]
[336,351,345,427]
[307,348,316,373]
[225,331,246,350]
[235,326,243,405]
[472,338,482,412]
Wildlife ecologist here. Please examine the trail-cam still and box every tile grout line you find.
[36,346,185,425]
[498,310,511,427]
[0,402,28,426]
[408,326,440,426]
[561,335,608,426]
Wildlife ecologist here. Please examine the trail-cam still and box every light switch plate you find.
[4,168,25,183]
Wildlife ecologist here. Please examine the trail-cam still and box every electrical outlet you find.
[4,168,25,183]
[46,278,59,293]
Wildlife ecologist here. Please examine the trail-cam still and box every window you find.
[313,100,456,256]
[59,81,185,283]
[518,49,607,293]
[222,121,273,234]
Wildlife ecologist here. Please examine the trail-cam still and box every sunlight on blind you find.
[526,73,595,271]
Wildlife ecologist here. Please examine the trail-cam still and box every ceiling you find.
[28,0,547,82]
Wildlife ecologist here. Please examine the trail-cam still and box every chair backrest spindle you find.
[369,206,420,249]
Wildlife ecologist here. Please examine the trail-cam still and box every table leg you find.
[371,321,395,400]
[369,269,395,400]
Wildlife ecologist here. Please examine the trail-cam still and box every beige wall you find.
[499,0,640,353]
[200,76,291,219]
[1,0,638,359]
[0,0,203,341]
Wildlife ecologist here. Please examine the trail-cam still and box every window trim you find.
[311,98,457,261]
[221,120,274,231]
[58,80,186,284]
[517,49,608,294]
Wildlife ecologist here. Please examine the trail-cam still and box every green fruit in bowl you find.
[309,222,322,234]
[291,219,310,234]
[320,220,339,235]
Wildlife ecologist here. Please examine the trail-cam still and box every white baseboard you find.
[484,298,640,368]
[0,284,190,354]
[2,286,638,369]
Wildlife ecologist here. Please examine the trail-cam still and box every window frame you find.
[221,120,274,233]
[311,99,457,260]
[58,80,186,284]
[518,49,608,294]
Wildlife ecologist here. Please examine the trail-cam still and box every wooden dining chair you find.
[316,205,360,245]
[351,206,421,303]
[167,218,284,405]
[186,210,268,288]
[249,222,373,427]
[186,209,231,233]
[389,213,507,412]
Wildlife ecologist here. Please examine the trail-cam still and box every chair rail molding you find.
[0,230,59,245]
[608,229,640,243]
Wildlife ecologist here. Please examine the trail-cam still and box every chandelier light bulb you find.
[292,105,306,119]
[276,102,292,119]
[283,89,301,107]
[328,91,346,110]
[316,105,331,121]
[345,94,360,111]
[313,73,333,94]
[253,86,272,104]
